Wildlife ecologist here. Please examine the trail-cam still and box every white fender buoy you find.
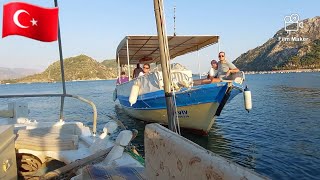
[113,88,117,101]
[129,84,140,106]
[243,85,252,112]
[101,121,118,138]
[89,121,118,153]
[103,130,133,165]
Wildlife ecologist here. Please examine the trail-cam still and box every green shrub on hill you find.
[16,55,118,83]
[281,39,320,69]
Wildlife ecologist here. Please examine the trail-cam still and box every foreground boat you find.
[115,35,247,135]
[0,102,145,179]
[0,101,266,180]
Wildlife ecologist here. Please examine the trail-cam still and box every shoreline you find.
[244,69,320,75]
[0,78,117,85]
[1,69,319,84]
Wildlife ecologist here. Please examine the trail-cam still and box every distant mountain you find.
[8,55,118,83]
[101,59,117,68]
[0,67,40,80]
[234,16,320,71]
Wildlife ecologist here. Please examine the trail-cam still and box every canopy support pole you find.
[126,38,131,81]
[154,0,178,133]
[54,0,66,121]
[117,53,121,83]
[197,46,201,79]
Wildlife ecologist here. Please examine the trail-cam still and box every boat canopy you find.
[116,35,219,65]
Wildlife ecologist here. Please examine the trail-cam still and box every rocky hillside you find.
[234,16,320,71]
[10,55,118,83]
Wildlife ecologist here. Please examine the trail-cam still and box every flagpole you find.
[54,0,66,121]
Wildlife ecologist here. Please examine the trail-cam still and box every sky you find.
[0,0,319,73]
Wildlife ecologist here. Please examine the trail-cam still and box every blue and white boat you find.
[115,35,249,135]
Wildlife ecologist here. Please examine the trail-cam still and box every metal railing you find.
[0,93,97,136]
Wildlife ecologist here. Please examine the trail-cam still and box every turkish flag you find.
[2,2,58,42]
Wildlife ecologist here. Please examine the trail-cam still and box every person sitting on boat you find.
[116,71,129,84]
[133,64,143,78]
[201,60,221,84]
[138,63,150,77]
[217,51,240,80]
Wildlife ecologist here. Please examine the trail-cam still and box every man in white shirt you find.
[209,60,218,78]
[201,60,220,84]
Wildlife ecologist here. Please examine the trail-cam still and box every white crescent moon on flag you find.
[13,9,30,28]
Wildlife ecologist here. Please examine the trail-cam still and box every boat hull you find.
[116,80,243,134]
[122,102,219,134]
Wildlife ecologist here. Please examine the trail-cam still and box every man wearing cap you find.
[209,60,219,79]
[201,60,221,84]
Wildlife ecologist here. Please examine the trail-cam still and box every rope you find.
[167,66,181,134]
[172,89,181,135]
[125,149,145,166]
[106,114,126,130]
[17,153,43,179]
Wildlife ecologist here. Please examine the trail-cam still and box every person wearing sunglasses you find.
[217,51,239,79]
[138,63,150,77]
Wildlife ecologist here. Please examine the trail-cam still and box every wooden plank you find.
[17,133,78,140]
[15,134,79,151]
[17,126,78,136]
[41,147,113,180]
[15,141,77,151]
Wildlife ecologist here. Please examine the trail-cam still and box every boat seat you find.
[171,72,193,88]
[154,71,193,89]
[15,127,79,151]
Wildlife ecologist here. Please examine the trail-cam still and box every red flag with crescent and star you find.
[2,2,58,42]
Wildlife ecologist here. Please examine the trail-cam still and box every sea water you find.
[0,72,319,179]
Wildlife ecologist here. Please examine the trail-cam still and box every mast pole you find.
[197,46,201,79]
[54,0,66,121]
[153,0,178,133]
[117,53,121,83]
[173,5,176,36]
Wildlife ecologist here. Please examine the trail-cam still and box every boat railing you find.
[0,93,97,136]
[221,71,245,84]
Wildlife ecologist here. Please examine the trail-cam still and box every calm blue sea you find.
[0,72,319,180]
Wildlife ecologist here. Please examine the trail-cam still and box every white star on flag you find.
[30,18,37,26]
